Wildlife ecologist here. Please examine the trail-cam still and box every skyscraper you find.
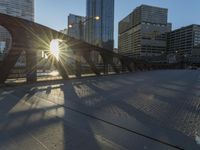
[0,0,34,58]
[118,5,171,60]
[68,14,85,40]
[85,0,114,50]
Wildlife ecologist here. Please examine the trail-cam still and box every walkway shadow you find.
[0,81,106,150]
[1,70,200,149]
[64,74,200,149]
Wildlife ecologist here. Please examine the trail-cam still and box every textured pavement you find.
[0,70,200,150]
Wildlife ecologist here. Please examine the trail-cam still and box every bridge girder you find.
[0,13,165,84]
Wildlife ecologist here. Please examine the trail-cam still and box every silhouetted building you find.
[0,0,34,59]
[68,14,85,40]
[118,5,171,60]
[167,24,200,64]
[85,0,114,50]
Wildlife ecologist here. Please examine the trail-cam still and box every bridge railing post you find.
[103,63,109,75]
[26,50,37,83]
[75,51,81,78]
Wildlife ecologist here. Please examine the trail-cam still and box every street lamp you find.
[68,24,73,28]
[68,16,100,28]
[68,16,100,78]
[68,16,100,40]
[94,16,100,21]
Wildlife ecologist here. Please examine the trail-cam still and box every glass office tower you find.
[85,0,114,51]
[0,0,34,59]
[68,14,85,40]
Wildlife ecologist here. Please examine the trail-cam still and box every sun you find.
[50,39,60,60]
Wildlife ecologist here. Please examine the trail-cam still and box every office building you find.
[167,24,200,63]
[68,14,85,40]
[85,0,114,50]
[0,0,34,21]
[0,0,34,60]
[118,5,171,60]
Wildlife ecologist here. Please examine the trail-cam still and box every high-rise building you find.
[68,14,85,40]
[0,0,34,59]
[85,0,114,50]
[118,5,171,60]
[0,0,34,21]
[167,24,200,64]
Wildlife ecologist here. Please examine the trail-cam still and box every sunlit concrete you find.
[0,70,200,150]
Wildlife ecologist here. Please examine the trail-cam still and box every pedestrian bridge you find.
[0,13,178,85]
[0,70,200,150]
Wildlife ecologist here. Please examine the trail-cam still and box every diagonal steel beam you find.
[82,51,100,76]
[0,47,23,84]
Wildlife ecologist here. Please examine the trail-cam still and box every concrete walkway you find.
[0,70,200,150]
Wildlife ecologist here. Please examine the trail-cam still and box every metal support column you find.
[26,50,37,83]
[75,52,81,78]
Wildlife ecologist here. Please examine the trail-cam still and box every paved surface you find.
[0,70,200,150]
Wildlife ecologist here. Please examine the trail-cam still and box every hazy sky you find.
[35,0,200,48]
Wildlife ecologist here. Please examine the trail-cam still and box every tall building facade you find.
[118,5,171,59]
[85,0,114,50]
[68,14,85,40]
[167,24,200,63]
[0,0,34,59]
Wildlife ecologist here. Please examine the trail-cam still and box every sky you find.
[35,0,200,48]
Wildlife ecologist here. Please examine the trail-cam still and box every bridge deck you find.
[0,70,200,150]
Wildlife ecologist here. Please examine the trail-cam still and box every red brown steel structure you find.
[0,13,174,84]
